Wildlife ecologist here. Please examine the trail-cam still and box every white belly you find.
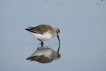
[32,32,53,41]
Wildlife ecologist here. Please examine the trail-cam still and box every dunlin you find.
[26,46,61,63]
[25,24,60,46]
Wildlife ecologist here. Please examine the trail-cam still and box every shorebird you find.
[26,46,61,63]
[25,24,60,46]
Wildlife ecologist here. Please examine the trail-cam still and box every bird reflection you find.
[26,46,61,63]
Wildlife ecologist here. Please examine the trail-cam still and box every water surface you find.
[0,0,106,71]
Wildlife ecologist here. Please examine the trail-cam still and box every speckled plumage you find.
[27,55,53,63]
[26,24,53,34]
[26,46,61,63]
[25,24,60,46]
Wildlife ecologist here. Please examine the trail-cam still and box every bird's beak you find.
[57,35,60,45]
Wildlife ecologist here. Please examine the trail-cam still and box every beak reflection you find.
[57,45,60,53]
[57,35,60,46]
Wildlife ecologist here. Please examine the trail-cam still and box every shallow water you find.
[26,46,60,63]
[0,0,106,71]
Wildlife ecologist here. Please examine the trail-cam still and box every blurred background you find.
[0,0,106,71]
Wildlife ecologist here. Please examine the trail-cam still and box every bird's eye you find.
[57,54,61,58]
[57,29,60,33]
[56,29,60,34]
[56,31,58,33]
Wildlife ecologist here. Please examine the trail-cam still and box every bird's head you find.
[53,28,60,45]
[54,45,61,60]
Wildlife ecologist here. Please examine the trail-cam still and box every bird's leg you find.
[41,41,44,47]
[37,39,44,47]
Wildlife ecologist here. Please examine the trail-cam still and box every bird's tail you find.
[25,26,31,31]
[25,26,36,33]
[26,56,34,60]
[26,57,31,60]
[26,56,38,61]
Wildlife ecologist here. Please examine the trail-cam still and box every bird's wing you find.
[26,55,52,63]
[37,55,53,63]
[25,24,53,34]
